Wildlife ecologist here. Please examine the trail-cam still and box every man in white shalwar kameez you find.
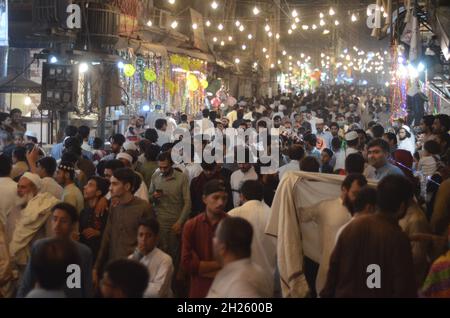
[228,180,276,292]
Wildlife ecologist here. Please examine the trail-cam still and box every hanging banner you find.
[190,8,208,52]
[0,0,8,46]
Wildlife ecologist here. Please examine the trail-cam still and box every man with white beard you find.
[6,173,60,276]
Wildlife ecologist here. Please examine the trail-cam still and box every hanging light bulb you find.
[24,96,32,106]
[278,60,281,65]
[248,34,253,40]
[319,12,324,18]
[288,29,292,34]
[351,14,357,22]
[253,6,260,15]
[312,24,317,30]
[235,58,240,64]
[262,47,267,53]
[292,9,298,18]
[266,54,270,59]
[295,17,300,23]
[242,44,247,50]
[168,0,175,4]
[334,20,339,26]
[268,31,273,37]
[320,19,325,26]
[211,1,218,10]
[218,23,224,31]
[213,37,218,42]
[192,23,198,30]
[206,20,211,27]
[291,23,297,30]
[228,36,233,41]
[323,29,330,34]
[329,8,335,16]
[301,53,305,58]
[171,20,178,29]
[146,20,153,27]
[282,50,287,56]
[79,62,89,73]
[235,20,241,27]
[302,25,309,30]
[275,33,280,39]
[265,24,270,32]
[239,25,245,32]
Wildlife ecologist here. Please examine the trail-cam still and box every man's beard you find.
[343,195,355,215]
[399,135,407,141]
[17,192,35,208]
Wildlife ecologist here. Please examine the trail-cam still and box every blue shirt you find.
[374,163,405,181]
[307,148,322,162]
[17,238,93,298]
[51,142,64,160]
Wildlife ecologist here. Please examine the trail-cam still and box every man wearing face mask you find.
[300,174,367,297]
[316,119,333,150]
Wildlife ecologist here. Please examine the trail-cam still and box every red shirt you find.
[181,212,228,298]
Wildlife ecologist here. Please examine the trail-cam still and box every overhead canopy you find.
[0,75,41,94]
[435,6,450,61]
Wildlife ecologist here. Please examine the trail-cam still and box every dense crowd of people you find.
[0,84,449,298]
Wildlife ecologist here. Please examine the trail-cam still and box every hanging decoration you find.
[144,68,157,82]
[123,64,136,77]
[390,44,409,122]
[187,74,199,92]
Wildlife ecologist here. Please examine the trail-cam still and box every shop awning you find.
[115,38,168,57]
[0,75,41,94]
[167,46,215,63]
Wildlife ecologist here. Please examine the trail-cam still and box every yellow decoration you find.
[187,74,199,91]
[200,79,209,89]
[144,69,157,82]
[181,60,190,71]
[191,60,203,71]
[123,64,136,77]
[165,79,176,95]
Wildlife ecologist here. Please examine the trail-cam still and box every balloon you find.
[187,74,199,91]
[226,96,237,106]
[212,97,221,108]
[200,79,209,89]
[144,69,157,82]
[123,64,136,77]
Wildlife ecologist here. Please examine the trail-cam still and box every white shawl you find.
[266,171,377,298]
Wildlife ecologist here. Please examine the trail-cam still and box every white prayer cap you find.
[345,131,359,142]
[21,172,42,191]
[123,141,138,152]
[260,166,278,175]
[316,118,324,125]
[116,152,133,164]
[25,131,37,139]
